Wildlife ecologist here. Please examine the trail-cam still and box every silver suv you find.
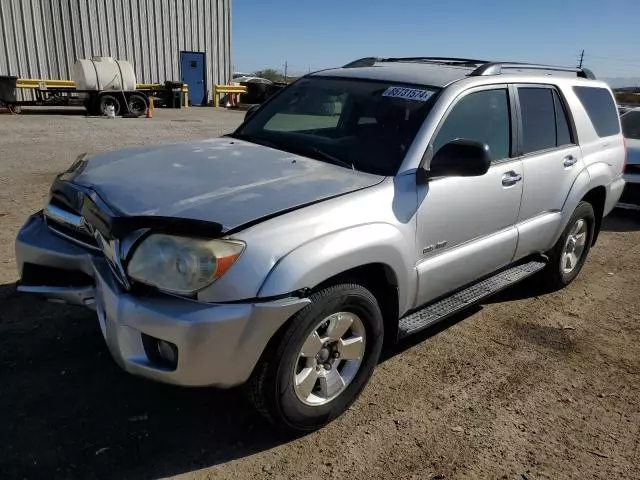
[15,57,626,433]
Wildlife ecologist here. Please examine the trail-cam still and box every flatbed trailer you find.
[0,78,149,117]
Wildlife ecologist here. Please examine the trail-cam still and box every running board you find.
[398,260,546,339]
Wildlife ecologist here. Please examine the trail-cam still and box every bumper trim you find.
[17,284,96,309]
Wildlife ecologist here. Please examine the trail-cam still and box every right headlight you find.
[127,234,245,295]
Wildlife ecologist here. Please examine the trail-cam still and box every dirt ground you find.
[1,108,639,480]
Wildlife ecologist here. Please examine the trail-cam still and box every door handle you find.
[563,155,578,168]
[502,171,522,187]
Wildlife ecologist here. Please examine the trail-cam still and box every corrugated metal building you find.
[0,0,231,105]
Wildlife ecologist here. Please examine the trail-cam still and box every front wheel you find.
[97,94,121,116]
[246,283,384,434]
[540,201,595,289]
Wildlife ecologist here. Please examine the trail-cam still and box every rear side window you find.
[519,88,556,153]
[573,86,620,137]
[519,87,575,154]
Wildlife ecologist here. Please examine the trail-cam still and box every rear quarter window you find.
[572,86,620,137]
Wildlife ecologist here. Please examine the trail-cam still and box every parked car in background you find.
[620,107,640,208]
[15,57,625,433]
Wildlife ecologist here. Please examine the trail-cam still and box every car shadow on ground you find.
[0,283,287,480]
[1,272,549,479]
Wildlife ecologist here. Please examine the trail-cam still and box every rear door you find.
[513,85,583,258]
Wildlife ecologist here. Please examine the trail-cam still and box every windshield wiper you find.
[306,147,355,171]
[229,133,279,150]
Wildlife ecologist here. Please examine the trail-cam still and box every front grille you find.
[44,203,100,251]
[43,201,131,290]
[21,263,94,287]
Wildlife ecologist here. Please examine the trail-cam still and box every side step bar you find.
[398,260,546,339]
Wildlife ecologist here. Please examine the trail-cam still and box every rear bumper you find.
[15,214,310,387]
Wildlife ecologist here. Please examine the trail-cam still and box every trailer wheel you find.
[98,94,121,116]
[126,93,148,117]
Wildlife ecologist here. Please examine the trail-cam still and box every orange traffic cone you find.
[146,96,154,118]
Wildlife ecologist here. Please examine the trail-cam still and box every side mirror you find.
[428,139,492,178]
[244,104,259,121]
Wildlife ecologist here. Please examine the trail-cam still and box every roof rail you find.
[341,57,596,80]
[382,57,488,66]
[342,57,380,68]
[342,56,487,68]
[470,62,596,79]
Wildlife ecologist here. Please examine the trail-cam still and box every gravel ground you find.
[1,108,639,480]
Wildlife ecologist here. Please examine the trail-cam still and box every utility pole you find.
[284,61,288,83]
[578,50,584,69]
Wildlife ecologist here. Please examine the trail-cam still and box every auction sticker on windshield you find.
[382,86,434,102]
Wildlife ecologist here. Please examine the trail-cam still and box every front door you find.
[180,51,206,106]
[415,85,523,306]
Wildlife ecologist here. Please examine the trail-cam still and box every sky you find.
[232,0,640,85]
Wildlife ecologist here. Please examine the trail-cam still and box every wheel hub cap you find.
[293,312,366,406]
[561,218,587,274]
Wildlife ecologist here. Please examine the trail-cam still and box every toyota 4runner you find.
[15,57,626,433]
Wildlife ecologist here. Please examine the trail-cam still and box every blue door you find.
[180,52,206,105]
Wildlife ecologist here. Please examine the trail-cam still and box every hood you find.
[69,138,383,232]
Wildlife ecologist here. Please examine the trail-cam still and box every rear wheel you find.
[540,201,595,289]
[126,93,148,117]
[246,282,384,434]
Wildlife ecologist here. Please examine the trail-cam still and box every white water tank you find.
[72,56,137,92]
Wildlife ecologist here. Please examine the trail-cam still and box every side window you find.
[572,86,620,137]
[553,90,573,146]
[433,89,510,161]
[519,88,556,154]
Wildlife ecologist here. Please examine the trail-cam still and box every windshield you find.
[621,110,640,140]
[233,77,439,175]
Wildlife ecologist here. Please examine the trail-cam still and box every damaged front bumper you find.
[15,213,310,387]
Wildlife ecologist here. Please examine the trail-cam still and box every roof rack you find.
[341,57,596,79]
[470,62,596,79]
[383,57,488,66]
[342,57,486,68]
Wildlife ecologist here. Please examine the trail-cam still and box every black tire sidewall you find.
[99,94,121,116]
[553,202,595,285]
[127,94,148,117]
[272,284,383,432]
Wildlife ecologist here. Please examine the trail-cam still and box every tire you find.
[126,93,148,117]
[246,282,384,434]
[97,94,121,116]
[540,201,595,290]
